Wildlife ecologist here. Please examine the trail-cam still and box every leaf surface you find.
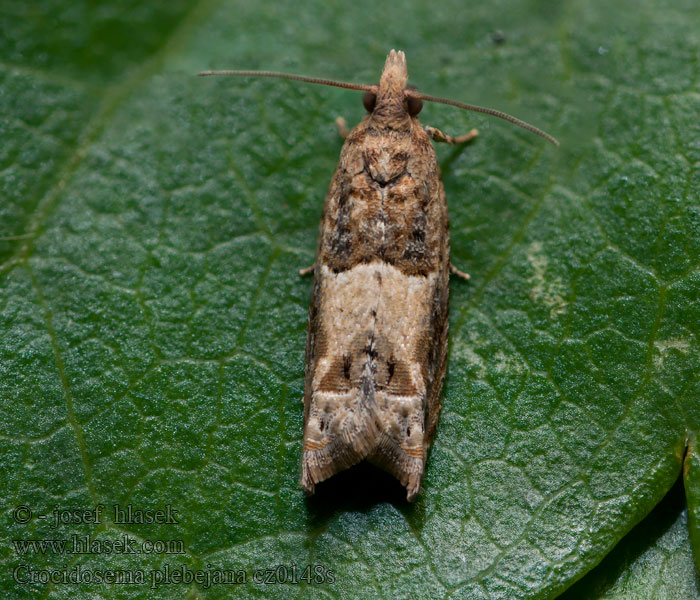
[1,0,699,598]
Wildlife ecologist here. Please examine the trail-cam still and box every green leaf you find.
[561,477,700,599]
[1,0,699,599]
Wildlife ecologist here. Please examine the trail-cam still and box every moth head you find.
[363,85,422,117]
[365,49,418,126]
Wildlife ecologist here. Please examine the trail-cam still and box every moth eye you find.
[407,96,423,116]
[363,91,377,112]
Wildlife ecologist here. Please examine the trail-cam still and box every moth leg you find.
[299,264,315,276]
[450,263,470,281]
[425,126,479,145]
[335,117,351,139]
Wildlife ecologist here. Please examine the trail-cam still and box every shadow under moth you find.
[200,49,558,501]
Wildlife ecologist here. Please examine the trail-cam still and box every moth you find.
[200,50,557,501]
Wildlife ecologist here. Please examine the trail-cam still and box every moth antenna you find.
[197,70,376,93]
[408,91,559,146]
[198,70,558,146]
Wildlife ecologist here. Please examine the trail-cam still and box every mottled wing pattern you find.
[301,118,450,501]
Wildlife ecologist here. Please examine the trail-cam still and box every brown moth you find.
[199,50,557,501]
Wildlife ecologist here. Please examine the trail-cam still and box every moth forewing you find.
[301,50,449,501]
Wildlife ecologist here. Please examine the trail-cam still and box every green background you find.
[1,0,699,598]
